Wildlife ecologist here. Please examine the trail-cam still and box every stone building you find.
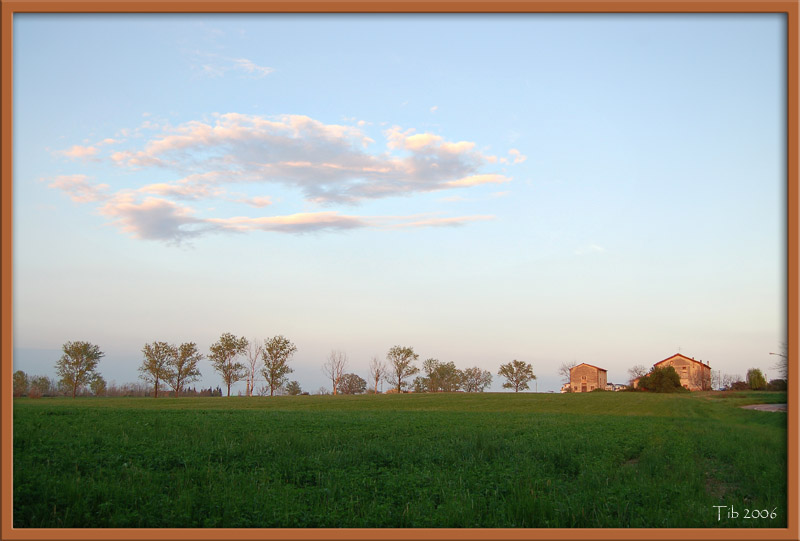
[569,363,608,393]
[653,353,712,391]
[633,353,712,391]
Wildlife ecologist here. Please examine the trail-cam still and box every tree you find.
[368,356,387,394]
[338,373,367,395]
[385,345,420,392]
[56,341,104,398]
[627,364,648,386]
[746,368,767,390]
[498,360,536,392]
[90,375,107,396]
[636,365,687,393]
[13,370,28,397]
[322,350,348,396]
[286,380,303,396]
[209,333,249,397]
[244,338,263,397]
[558,361,577,384]
[722,373,741,391]
[139,341,177,398]
[166,342,203,396]
[261,335,297,396]
[29,375,54,397]
[461,367,493,392]
[421,359,462,392]
[770,343,788,380]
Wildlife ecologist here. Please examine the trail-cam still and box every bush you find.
[767,379,787,391]
[728,381,749,391]
[636,366,688,393]
[746,368,767,390]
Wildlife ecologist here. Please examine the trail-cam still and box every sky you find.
[12,13,787,394]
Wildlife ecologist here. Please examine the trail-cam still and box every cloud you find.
[94,192,494,244]
[190,51,274,79]
[50,113,525,244]
[48,175,109,202]
[509,148,527,164]
[430,105,438,113]
[490,191,511,198]
[105,114,514,204]
[56,145,99,160]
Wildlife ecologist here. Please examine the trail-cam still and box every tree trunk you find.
[227,382,231,397]
[72,385,76,398]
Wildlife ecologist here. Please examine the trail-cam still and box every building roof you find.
[570,362,607,373]
[653,353,711,370]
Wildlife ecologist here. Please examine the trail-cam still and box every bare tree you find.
[244,338,264,397]
[627,364,648,386]
[368,356,387,394]
[322,350,348,395]
[558,361,577,384]
[771,342,788,380]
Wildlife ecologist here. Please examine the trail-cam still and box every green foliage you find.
[417,359,462,392]
[767,379,787,391]
[13,370,28,397]
[337,373,367,395]
[285,381,303,396]
[139,342,176,398]
[461,367,492,392]
[260,335,297,397]
[55,341,104,398]
[635,365,687,393]
[746,368,767,390]
[90,375,107,397]
[12,392,787,528]
[385,346,420,392]
[167,342,203,396]
[209,333,249,397]
[498,360,535,392]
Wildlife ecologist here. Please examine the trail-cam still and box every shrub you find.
[728,381,749,391]
[636,366,688,393]
[746,368,767,390]
[767,379,787,391]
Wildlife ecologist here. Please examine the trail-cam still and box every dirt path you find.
[740,403,787,412]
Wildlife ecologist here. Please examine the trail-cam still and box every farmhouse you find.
[569,363,607,393]
[634,353,712,391]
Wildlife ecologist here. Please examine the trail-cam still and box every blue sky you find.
[12,13,786,393]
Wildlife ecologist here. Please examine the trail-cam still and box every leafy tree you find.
[636,365,687,393]
[261,335,297,396]
[461,367,493,392]
[558,361,577,383]
[56,341,104,398]
[498,360,536,392]
[322,350,348,395]
[139,341,177,398]
[166,342,203,396]
[29,375,54,397]
[285,380,303,396]
[419,359,463,392]
[13,370,28,397]
[368,356,387,394]
[209,333,249,397]
[90,375,107,396]
[385,345,420,392]
[746,368,767,390]
[337,373,367,395]
[412,376,428,393]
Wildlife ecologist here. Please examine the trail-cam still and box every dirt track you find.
[740,403,787,412]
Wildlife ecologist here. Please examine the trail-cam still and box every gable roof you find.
[570,362,607,373]
[653,353,711,370]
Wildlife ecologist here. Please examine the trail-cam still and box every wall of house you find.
[657,357,711,391]
[570,365,606,392]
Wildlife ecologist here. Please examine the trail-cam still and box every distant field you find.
[13,391,787,528]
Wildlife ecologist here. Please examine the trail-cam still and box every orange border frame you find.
[0,2,797,540]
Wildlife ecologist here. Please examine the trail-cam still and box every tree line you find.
[13,336,543,398]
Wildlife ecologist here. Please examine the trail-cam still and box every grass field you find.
[13,391,787,528]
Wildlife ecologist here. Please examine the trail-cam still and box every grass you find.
[13,391,787,528]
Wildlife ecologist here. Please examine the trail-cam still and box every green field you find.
[13,391,787,528]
